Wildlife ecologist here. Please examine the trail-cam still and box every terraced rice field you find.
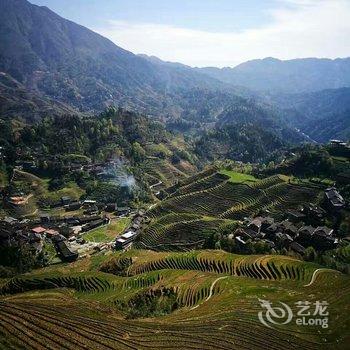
[139,171,321,250]
[0,249,349,349]
[142,159,191,188]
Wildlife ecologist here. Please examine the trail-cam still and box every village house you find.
[54,240,78,262]
[286,209,306,223]
[83,205,100,216]
[61,196,71,206]
[40,213,51,224]
[31,226,47,235]
[247,217,263,234]
[330,139,348,148]
[105,203,118,212]
[302,203,326,225]
[290,241,306,255]
[298,226,315,240]
[116,207,130,216]
[325,187,345,211]
[115,230,138,250]
[66,201,82,211]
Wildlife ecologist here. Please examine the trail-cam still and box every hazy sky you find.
[30,0,350,67]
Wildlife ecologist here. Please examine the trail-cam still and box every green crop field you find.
[84,218,131,243]
[0,249,349,349]
[219,169,258,183]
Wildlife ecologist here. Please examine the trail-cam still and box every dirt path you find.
[303,268,339,287]
[190,276,228,310]
[150,181,162,189]
[205,276,228,301]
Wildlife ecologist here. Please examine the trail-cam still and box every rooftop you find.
[32,226,46,234]
[122,231,136,239]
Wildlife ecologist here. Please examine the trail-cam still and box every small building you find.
[314,226,334,236]
[265,223,279,235]
[247,217,263,234]
[131,223,141,231]
[31,226,46,234]
[82,199,97,207]
[325,187,345,210]
[286,209,306,223]
[61,196,71,206]
[83,205,99,215]
[290,242,306,255]
[105,203,117,212]
[66,202,81,211]
[330,139,347,147]
[302,203,326,225]
[115,230,138,250]
[40,214,51,224]
[55,240,78,262]
[116,207,130,216]
[298,225,315,239]
[278,220,298,237]
[45,229,59,237]
[82,219,105,232]
[77,215,101,224]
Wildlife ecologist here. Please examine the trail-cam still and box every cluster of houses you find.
[330,140,350,149]
[50,196,131,216]
[0,197,149,263]
[233,198,343,255]
[0,215,78,262]
[0,204,111,262]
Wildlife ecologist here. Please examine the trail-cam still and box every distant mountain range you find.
[0,0,349,145]
[198,57,350,94]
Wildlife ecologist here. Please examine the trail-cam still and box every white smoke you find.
[99,158,137,191]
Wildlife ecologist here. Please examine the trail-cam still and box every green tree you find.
[304,246,317,262]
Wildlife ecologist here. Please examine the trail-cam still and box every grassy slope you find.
[3,169,85,218]
[0,249,349,349]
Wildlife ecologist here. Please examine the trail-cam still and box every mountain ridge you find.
[198,57,350,93]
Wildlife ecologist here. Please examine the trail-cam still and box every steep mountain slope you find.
[0,0,228,117]
[0,72,78,121]
[199,57,350,93]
